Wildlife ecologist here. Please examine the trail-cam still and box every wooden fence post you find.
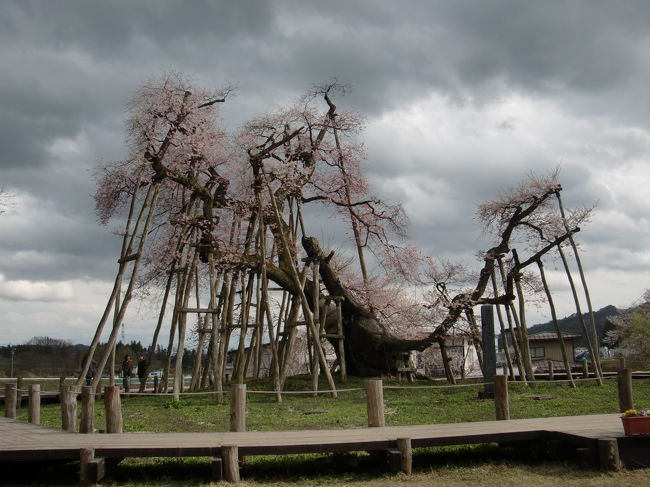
[16,377,24,407]
[582,359,589,379]
[28,384,41,424]
[617,368,633,412]
[222,445,240,482]
[229,383,246,432]
[104,385,123,433]
[365,379,385,427]
[494,374,510,420]
[60,385,78,432]
[548,361,554,381]
[396,437,412,475]
[4,384,17,419]
[80,386,95,434]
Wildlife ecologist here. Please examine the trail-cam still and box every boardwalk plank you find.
[0,414,623,462]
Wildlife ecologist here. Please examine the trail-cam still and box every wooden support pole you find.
[80,447,105,486]
[582,359,589,379]
[336,300,347,381]
[104,385,123,433]
[80,448,95,487]
[80,386,95,434]
[597,438,622,471]
[153,375,159,392]
[548,361,554,381]
[229,383,246,432]
[4,383,17,419]
[481,305,496,397]
[396,437,412,475]
[60,385,77,432]
[617,368,633,413]
[494,374,510,420]
[222,445,240,483]
[28,384,40,424]
[365,379,385,427]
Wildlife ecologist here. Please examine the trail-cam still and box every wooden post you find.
[619,356,626,370]
[229,383,246,432]
[222,445,240,482]
[104,385,123,433]
[396,437,412,475]
[335,299,347,381]
[481,305,496,397]
[60,385,77,432]
[582,359,589,379]
[28,384,40,424]
[597,438,621,471]
[548,361,554,381]
[80,447,105,486]
[153,375,159,393]
[4,383,17,419]
[494,375,510,420]
[365,379,385,427]
[617,368,633,412]
[80,448,96,487]
[80,386,95,434]
[16,377,24,407]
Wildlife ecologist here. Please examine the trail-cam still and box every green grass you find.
[7,376,650,486]
[19,375,650,432]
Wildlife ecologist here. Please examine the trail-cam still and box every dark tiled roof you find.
[528,332,582,341]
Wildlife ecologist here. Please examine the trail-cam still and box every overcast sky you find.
[1,1,649,346]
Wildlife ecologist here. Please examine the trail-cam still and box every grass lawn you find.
[7,376,650,486]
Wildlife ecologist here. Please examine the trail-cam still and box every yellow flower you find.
[623,409,639,417]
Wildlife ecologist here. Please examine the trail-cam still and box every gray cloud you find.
[1,0,649,343]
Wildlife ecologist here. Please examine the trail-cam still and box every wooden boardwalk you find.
[2,413,643,482]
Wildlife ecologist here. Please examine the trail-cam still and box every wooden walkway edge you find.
[0,414,643,483]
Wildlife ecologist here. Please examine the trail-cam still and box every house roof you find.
[528,332,582,341]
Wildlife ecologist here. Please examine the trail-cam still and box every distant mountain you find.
[527,305,620,346]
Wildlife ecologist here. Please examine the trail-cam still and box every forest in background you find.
[0,336,196,378]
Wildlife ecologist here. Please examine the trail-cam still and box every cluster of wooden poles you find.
[77,171,349,406]
[489,192,604,389]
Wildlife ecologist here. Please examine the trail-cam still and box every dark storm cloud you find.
[1,0,649,342]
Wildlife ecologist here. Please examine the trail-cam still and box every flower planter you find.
[621,416,650,436]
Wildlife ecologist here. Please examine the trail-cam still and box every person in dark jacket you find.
[83,351,97,386]
[122,355,133,392]
[137,355,147,386]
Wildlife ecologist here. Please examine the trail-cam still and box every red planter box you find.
[621,416,650,436]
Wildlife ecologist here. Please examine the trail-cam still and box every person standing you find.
[121,355,133,393]
[83,351,97,386]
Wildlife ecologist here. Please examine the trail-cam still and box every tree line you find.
[0,337,196,378]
